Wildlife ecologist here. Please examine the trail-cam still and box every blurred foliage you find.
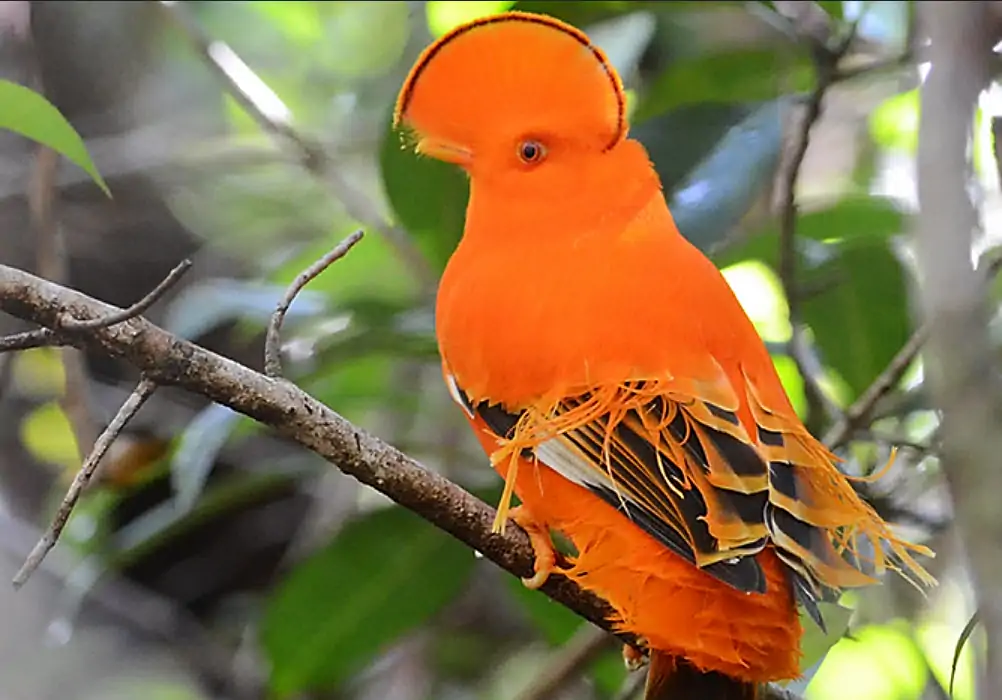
[0,1,973,700]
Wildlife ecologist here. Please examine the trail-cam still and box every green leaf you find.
[869,89,919,153]
[664,99,788,251]
[714,195,908,268]
[800,238,911,398]
[506,575,583,645]
[506,577,625,694]
[633,103,753,194]
[817,1,844,20]
[0,80,110,196]
[635,47,813,123]
[951,611,980,697]
[379,119,469,271]
[261,506,477,697]
[800,601,853,672]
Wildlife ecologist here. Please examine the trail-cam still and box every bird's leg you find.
[509,505,564,589]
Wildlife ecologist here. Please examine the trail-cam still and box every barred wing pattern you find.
[446,365,935,631]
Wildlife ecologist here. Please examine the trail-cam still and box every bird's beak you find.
[416,137,473,167]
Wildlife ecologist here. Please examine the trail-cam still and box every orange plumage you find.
[394,12,935,698]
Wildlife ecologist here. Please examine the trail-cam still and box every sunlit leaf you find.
[869,89,919,153]
[0,80,110,196]
[808,624,927,700]
[721,259,791,343]
[262,506,478,697]
[21,401,79,469]
[427,0,516,36]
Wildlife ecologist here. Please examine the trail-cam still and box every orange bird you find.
[394,11,934,699]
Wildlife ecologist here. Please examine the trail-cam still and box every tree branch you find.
[264,230,364,378]
[13,376,157,588]
[914,3,1002,695]
[0,261,807,699]
[775,9,866,431]
[0,263,630,643]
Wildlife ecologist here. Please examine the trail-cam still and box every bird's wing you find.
[445,360,934,627]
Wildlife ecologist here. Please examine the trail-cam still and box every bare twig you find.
[822,325,927,449]
[0,259,192,353]
[0,510,266,699]
[0,263,632,643]
[155,0,435,292]
[264,230,364,378]
[914,3,1002,695]
[0,275,813,696]
[13,376,158,589]
[775,14,863,429]
[515,626,614,700]
[0,327,58,352]
[60,259,192,331]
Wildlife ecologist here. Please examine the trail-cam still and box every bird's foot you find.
[622,642,650,671]
[509,505,565,589]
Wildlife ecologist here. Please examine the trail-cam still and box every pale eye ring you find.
[517,140,546,164]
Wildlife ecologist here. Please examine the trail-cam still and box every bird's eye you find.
[517,140,546,165]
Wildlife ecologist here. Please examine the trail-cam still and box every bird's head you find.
[393,12,637,194]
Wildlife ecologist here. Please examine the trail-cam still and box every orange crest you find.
[394,11,628,153]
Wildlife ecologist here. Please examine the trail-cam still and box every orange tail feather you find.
[645,652,758,700]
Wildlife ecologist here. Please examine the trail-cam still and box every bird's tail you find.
[644,651,758,700]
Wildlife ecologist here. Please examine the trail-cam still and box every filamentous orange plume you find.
[394,11,935,699]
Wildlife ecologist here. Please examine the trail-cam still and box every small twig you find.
[775,8,866,429]
[155,0,435,292]
[0,327,59,352]
[0,264,814,696]
[515,625,614,700]
[0,259,192,353]
[0,511,265,699]
[822,325,927,449]
[60,259,192,331]
[13,376,158,589]
[264,230,364,378]
[822,254,1002,450]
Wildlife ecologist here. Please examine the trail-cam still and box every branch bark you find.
[0,262,626,642]
[915,3,1002,696]
[0,263,805,700]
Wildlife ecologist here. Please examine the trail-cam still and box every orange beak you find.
[416,137,473,167]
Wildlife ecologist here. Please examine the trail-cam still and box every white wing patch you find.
[534,438,609,491]
[444,371,474,419]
